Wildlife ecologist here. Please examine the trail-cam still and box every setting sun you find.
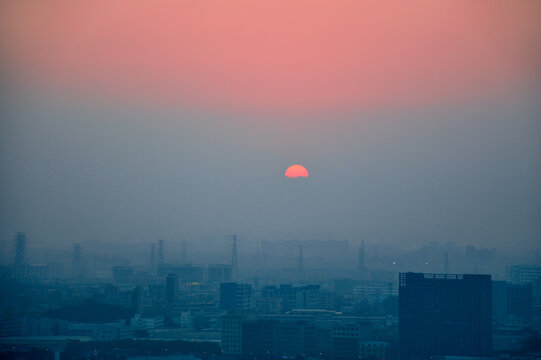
[285,165,309,178]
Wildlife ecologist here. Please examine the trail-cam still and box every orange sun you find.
[285,164,309,178]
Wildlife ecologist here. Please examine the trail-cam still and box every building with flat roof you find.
[399,273,492,360]
[220,283,252,312]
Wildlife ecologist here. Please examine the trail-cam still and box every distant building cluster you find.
[1,232,540,360]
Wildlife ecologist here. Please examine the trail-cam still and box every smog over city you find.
[0,1,540,359]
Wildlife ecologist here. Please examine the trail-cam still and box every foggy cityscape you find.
[1,1,541,360]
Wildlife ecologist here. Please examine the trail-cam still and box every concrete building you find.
[359,341,390,360]
[221,313,246,355]
[506,265,541,285]
[220,282,252,311]
[399,273,492,360]
[166,273,179,303]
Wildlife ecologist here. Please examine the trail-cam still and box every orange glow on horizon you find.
[285,165,309,178]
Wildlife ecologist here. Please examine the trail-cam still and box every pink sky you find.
[1,0,540,112]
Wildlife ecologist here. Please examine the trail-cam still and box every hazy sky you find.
[1,1,540,257]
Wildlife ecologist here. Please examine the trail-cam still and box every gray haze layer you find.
[1,88,540,263]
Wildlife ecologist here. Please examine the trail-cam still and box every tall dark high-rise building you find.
[14,232,26,265]
[399,273,492,360]
[166,273,179,303]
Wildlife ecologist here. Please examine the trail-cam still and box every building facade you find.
[399,273,492,360]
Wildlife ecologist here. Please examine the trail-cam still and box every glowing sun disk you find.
[285,164,309,178]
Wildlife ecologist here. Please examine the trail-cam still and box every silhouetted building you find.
[331,322,361,360]
[150,243,156,269]
[255,242,262,271]
[358,240,365,280]
[181,240,187,263]
[221,313,246,354]
[231,234,238,279]
[359,341,390,360]
[242,318,315,357]
[157,239,164,265]
[297,245,304,280]
[9,263,63,280]
[220,282,252,311]
[493,281,533,320]
[14,232,26,265]
[207,264,232,285]
[72,243,82,276]
[131,285,143,313]
[242,319,278,356]
[492,281,534,351]
[158,264,204,285]
[399,273,492,360]
[506,264,541,285]
[276,284,322,312]
[166,273,179,303]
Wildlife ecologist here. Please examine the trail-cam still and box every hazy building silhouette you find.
[181,240,187,263]
[506,264,541,285]
[220,282,252,311]
[444,251,449,273]
[358,240,365,280]
[166,273,179,303]
[13,232,26,265]
[331,322,362,360]
[157,239,164,265]
[221,313,246,354]
[399,272,492,360]
[208,264,232,285]
[242,319,278,356]
[231,234,238,279]
[158,264,204,284]
[255,242,262,271]
[131,285,143,314]
[297,245,304,280]
[150,243,156,269]
[72,243,82,276]
[243,319,315,357]
[492,281,533,321]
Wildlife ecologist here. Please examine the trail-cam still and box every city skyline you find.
[0,1,540,358]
